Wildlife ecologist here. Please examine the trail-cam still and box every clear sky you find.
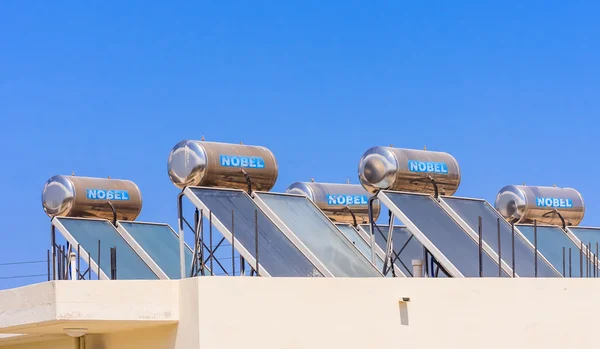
[1,1,599,288]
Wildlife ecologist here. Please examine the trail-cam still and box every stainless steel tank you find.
[495,185,585,226]
[167,140,278,191]
[358,146,461,195]
[42,175,142,221]
[286,182,381,224]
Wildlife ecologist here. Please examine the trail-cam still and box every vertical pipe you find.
[199,210,205,276]
[232,210,236,276]
[70,253,77,281]
[412,260,423,277]
[594,242,598,277]
[588,242,592,278]
[569,248,572,278]
[562,247,566,277]
[76,244,80,280]
[511,223,515,277]
[209,211,214,276]
[497,218,502,277]
[580,242,583,278]
[110,247,117,280]
[47,250,51,281]
[478,216,483,277]
[97,240,101,280]
[178,194,186,280]
[533,220,538,277]
[368,197,378,265]
[57,246,62,280]
[193,208,199,277]
[51,225,56,281]
[255,209,259,276]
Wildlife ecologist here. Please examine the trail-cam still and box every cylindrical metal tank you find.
[286,182,380,224]
[358,146,461,195]
[495,185,585,226]
[167,140,278,191]
[42,175,142,221]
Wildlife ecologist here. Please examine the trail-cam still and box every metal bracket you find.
[427,175,439,200]
[107,201,117,227]
[241,169,252,195]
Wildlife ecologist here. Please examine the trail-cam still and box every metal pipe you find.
[562,247,566,277]
[97,240,100,280]
[177,192,186,279]
[110,247,117,280]
[232,210,236,276]
[596,243,599,278]
[76,244,81,280]
[51,224,56,281]
[478,216,483,277]
[255,209,259,276]
[569,248,572,277]
[47,250,51,281]
[209,211,214,276]
[580,241,583,278]
[511,223,515,277]
[497,218,502,277]
[199,210,205,276]
[368,195,379,264]
[533,220,538,277]
[588,242,592,277]
[191,209,199,277]
[57,245,61,280]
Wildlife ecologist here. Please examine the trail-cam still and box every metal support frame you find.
[179,187,265,277]
[51,218,110,280]
[373,192,451,278]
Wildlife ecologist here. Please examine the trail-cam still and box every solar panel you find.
[253,192,382,277]
[358,224,426,277]
[116,221,194,279]
[567,227,600,255]
[52,217,159,280]
[518,225,590,277]
[335,223,396,275]
[185,187,324,277]
[440,196,561,277]
[378,191,509,277]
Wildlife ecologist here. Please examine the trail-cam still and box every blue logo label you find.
[536,197,573,209]
[219,155,265,168]
[86,189,130,201]
[326,195,369,206]
[408,160,448,174]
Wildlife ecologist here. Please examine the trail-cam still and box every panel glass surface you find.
[256,192,381,277]
[382,192,508,277]
[519,225,590,277]
[359,224,428,277]
[443,197,559,277]
[189,188,323,277]
[56,218,158,280]
[568,227,600,253]
[336,224,384,271]
[119,222,193,279]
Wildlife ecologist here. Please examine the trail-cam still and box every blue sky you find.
[0,1,598,287]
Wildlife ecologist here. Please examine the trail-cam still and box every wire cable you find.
[0,260,46,266]
[0,274,47,280]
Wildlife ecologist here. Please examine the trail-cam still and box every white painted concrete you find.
[1,278,599,348]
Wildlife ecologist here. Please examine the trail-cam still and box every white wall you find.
[3,277,600,349]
